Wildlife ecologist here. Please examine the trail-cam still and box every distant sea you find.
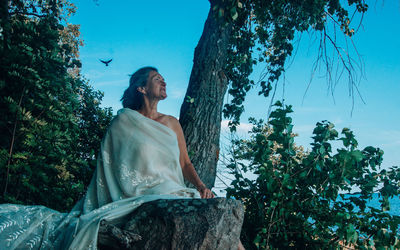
[215,166,400,216]
[356,193,400,216]
[217,191,400,216]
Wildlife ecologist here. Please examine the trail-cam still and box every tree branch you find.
[4,86,25,196]
[9,11,46,18]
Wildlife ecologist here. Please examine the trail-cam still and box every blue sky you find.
[70,1,399,174]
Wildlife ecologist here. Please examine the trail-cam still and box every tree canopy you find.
[180,0,369,188]
[0,0,112,211]
[214,0,368,127]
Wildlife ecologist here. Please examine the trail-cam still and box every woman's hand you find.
[197,185,214,199]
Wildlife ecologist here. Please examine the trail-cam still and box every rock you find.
[98,197,244,250]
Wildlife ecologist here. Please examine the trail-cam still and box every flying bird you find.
[100,59,112,66]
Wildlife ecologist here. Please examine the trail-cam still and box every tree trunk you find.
[98,198,244,250]
[179,4,233,189]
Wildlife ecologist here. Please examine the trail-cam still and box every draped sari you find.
[0,108,200,249]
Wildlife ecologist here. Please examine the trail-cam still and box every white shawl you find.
[0,108,200,249]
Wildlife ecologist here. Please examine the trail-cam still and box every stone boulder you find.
[98,197,244,250]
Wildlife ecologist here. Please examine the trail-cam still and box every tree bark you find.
[179,4,233,189]
[98,198,244,250]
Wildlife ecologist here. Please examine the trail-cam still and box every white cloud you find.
[295,106,333,114]
[221,120,253,134]
[168,88,186,99]
[332,117,344,125]
[83,69,107,80]
[378,130,400,147]
[293,124,315,135]
[82,68,124,81]
[95,79,127,87]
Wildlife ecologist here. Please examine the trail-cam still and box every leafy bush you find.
[0,1,113,211]
[226,101,400,249]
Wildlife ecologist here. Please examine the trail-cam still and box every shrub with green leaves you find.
[0,0,113,211]
[226,101,400,249]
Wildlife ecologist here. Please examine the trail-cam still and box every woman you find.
[118,66,244,250]
[0,67,218,249]
[120,66,214,199]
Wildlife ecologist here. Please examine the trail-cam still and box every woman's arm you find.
[168,116,214,199]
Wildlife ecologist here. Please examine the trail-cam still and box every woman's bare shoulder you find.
[157,113,181,131]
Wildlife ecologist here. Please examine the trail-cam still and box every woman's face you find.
[143,71,167,100]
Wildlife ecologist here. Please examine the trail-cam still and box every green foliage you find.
[226,101,400,249]
[212,0,368,129]
[73,82,113,187]
[185,95,195,104]
[0,0,113,211]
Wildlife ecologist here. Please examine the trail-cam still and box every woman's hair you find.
[121,66,158,110]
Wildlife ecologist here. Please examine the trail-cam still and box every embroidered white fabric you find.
[0,108,200,249]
